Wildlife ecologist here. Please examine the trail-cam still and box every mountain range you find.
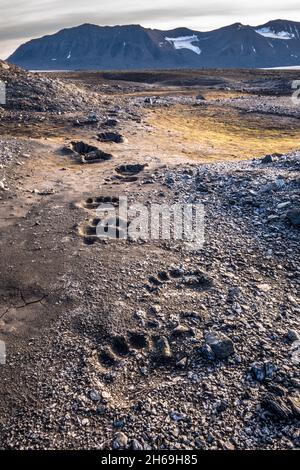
[7,19,300,70]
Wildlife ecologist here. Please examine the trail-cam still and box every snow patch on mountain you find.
[255,27,295,40]
[165,35,201,55]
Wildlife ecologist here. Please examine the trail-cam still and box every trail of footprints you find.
[145,267,213,293]
[71,141,113,164]
[78,162,147,244]
[114,163,147,183]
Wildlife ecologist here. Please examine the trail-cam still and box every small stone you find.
[216,400,228,413]
[287,329,300,343]
[104,118,119,127]
[0,62,10,70]
[267,384,286,397]
[205,332,234,360]
[81,418,90,427]
[170,411,184,422]
[277,202,291,209]
[147,319,160,329]
[90,390,101,402]
[287,396,300,418]
[176,357,188,368]
[261,394,292,420]
[112,432,128,449]
[287,295,298,306]
[251,361,275,382]
[286,209,300,227]
[101,391,111,401]
[131,438,143,450]
[223,440,235,450]
[114,419,125,429]
[290,378,300,389]
[257,283,272,293]
[261,154,273,164]
[0,180,8,191]
[172,324,191,336]
[198,344,215,361]
[157,336,172,360]
[150,305,161,315]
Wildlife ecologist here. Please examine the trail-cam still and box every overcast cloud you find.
[1,0,300,59]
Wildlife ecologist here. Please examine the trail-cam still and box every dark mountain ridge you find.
[8,19,300,70]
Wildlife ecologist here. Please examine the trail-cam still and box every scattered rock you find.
[97,132,124,143]
[130,438,143,450]
[205,332,234,360]
[261,394,292,420]
[287,396,300,418]
[112,432,128,449]
[90,390,101,402]
[287,329,300,343]
[251,362,276,382]
[170,411,184,422]
[156,336,172,361]
[103,118,119,127]
[0,180,8,191]
[257,283,272,293]
[176,357,188,368]
[286,208,300,227]
[172,325,192,336]
[261,154,274,164]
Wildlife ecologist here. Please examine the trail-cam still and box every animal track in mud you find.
[145,268,213,293]
[98,331,150,367]
[113,164,147,183]
[78,195,128,245]
[103,118,119,127]
[115,175,139,183]
[95,288,199,370]
[115,163,146,176]
[97,132,124,143]
[83,195,120,210]
[97,328,192,369]
[80,215,129,245]
[71,141,113,163]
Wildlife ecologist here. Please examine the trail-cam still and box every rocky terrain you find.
[0,62,299,450]
[0,60,101,112]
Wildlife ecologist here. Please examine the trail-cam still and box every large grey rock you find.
[205,332,235,360]
[251,361,276,382]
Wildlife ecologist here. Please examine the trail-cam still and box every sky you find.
[1,0,300,59]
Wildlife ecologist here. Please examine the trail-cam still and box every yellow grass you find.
[147,104,300,162]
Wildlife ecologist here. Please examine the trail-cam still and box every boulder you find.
[287,208,300,227]
[205,332,234,360]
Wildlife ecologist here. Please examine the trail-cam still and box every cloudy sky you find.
[1,0,300,59]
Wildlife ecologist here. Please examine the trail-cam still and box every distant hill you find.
[8,20,300,70]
